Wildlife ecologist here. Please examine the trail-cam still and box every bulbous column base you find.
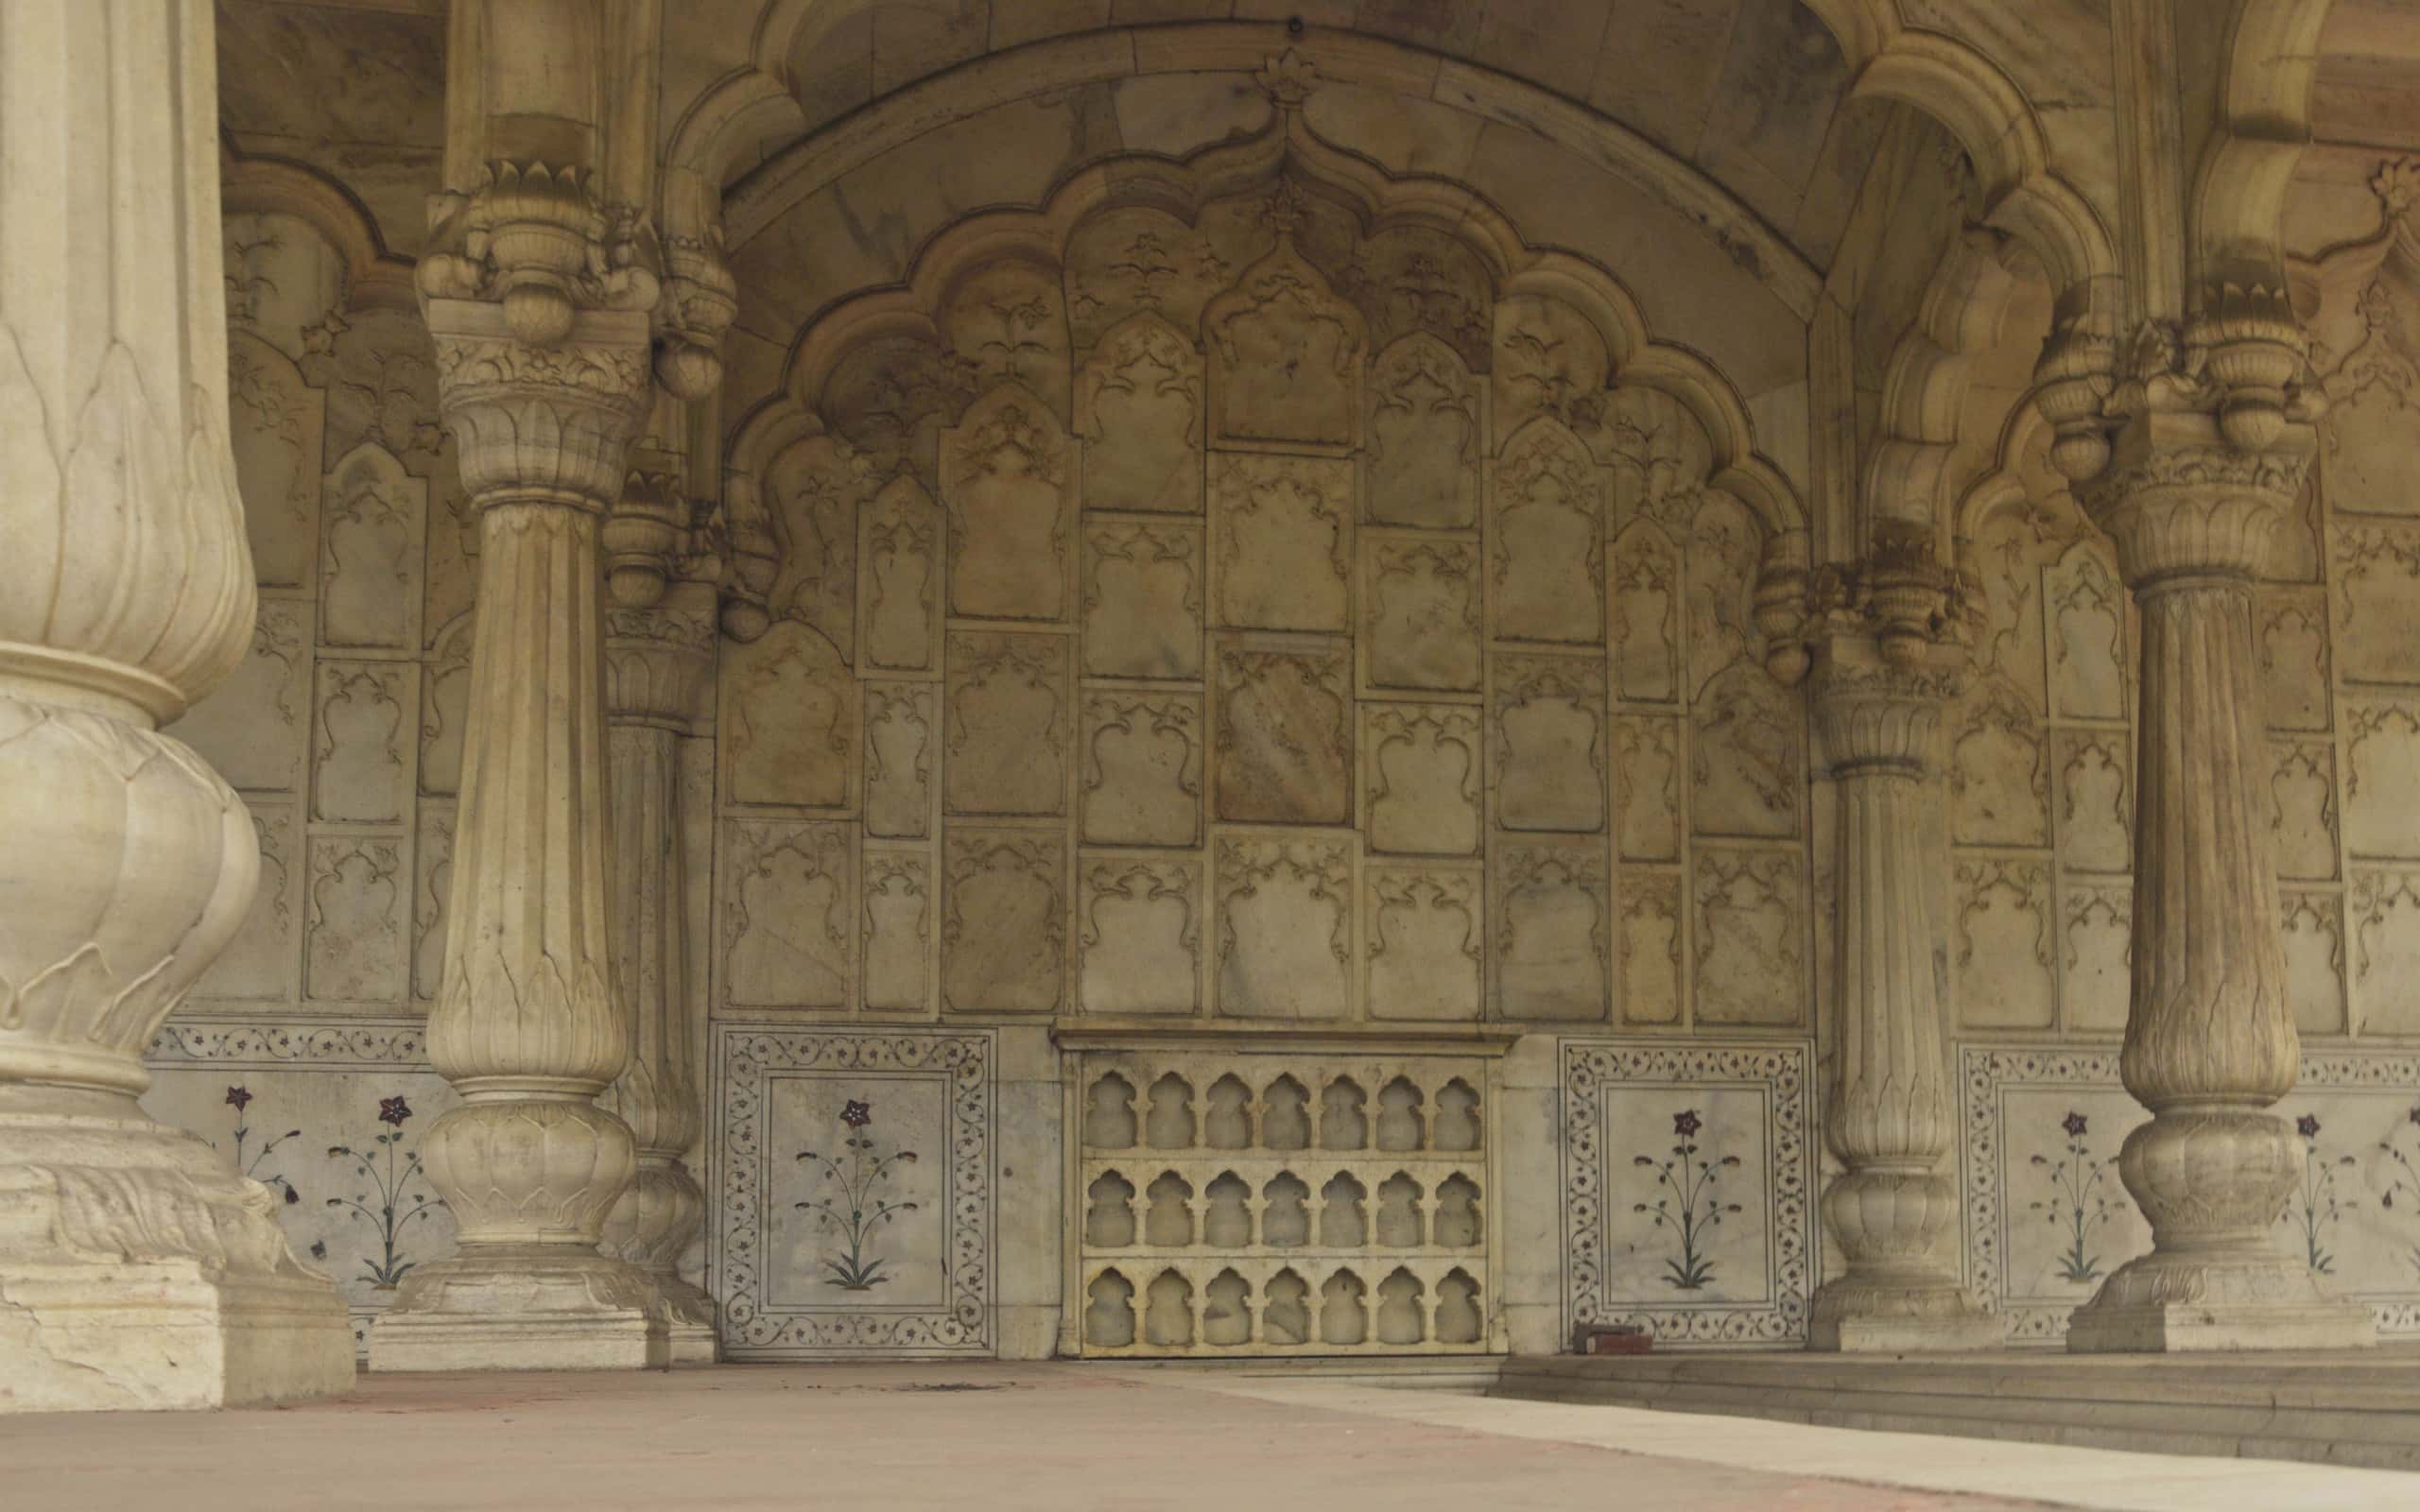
[2067,1108,2375,1352]
[1808,1167,1997,1352]
[369,1246,669,1372]
[601,1160,718,1365]
[0,1106,355,1412]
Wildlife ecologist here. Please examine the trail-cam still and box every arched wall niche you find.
[708,110,1820,1033]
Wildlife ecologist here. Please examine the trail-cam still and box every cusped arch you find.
[2193,0,2341,295]
[1866,229,2029,549]
[751,136,1805,541]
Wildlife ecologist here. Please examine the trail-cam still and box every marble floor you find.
[5,1362,2416,1512]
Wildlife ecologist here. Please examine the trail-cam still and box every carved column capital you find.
[604,586,717,733]
[425,301,653,511]
[1809,640,1964,779]
[2077,408,2312,587]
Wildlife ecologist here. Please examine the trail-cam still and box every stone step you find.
[1492,1353,2420,1471]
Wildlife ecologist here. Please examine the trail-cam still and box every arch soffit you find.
[1866,229,2031,549]
[217,146,419,314]
[2193,0,2339,293]
[740,123,1805,539]
[1799,0,2118,299]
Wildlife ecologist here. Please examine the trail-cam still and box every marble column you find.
[598,542,719,1365]
[2064,407,2374,1351]
[368,166,668,1371]
[1806,633,1997,1352]
[0,0,354,1411]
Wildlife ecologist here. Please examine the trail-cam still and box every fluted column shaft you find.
[598,582,717,1361]
[370,301,666,1371]
[1807,645,1996,1351]
[0,0,354,1412]
[2066,409,2374,1351]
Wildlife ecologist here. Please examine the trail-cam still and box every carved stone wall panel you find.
[864,683,937,841]
[1346,226,1494,370]
[1361,705,1482,858]
[1211,452,1353,634]
[223,210,344,360]
[1492,295,1610,453]
[418,613,474,797]
[2352,868,2420,1036]
[2283,889,2348,1037]
[1063,208,1229,352]
[1560,1040,1814,1346]
[2335,524,2420,686]
[1684,491,1762,702]
[1491,653,1606,834]
[310,660,412,825]
[1082,519,1203,680]
[1611,521,1683,704]
[422,472,477,650]
[2261,591,2334,733]
[1692,850,1806,1028]
[1619,872,1685,1027]
[2273,741,2342,882]
[1964,502,2059,712]
[1604,387,1717,533]
[862,850,933,1015]
[1079,855,1202,1017]
[312,301,443,486]
[1202,196,1365,452]
[2059,881,2131,1034]
[1365,865,1482,1022]
[1690,664,1801,841]
[1081,691,1203,849]
[2321,313,2420,520]
[1950,677,2050,849]
[1954,859,2055,1030]
[1491,419,1604,646]
[2052,731,2132,875]
[2347,698,2420,859]
[763,435,874,662]
[722,623,858,812]
[942,384,1077,624]
[1615,715,1683,862]
[1213,638,1352,827]
[1073,313,1203,516]
[710,1026,994,1356]
[721,821,855,1011]
[192,804,300,1003]
[859,475,944,675]
[2045,541,2128,723]
[411,805,453,1005]
[941,828,1066,1015]
[318,443,424,651]
[943,259,1071,418]
[1491,838,1610,1022]
[822,335,973,491]
[1361,333,1479,530]
[1361,534,1480,695]
[303,835,407,1005]
[171,599,310,794]
[944,630,1070,817]
[1214,835,1354,1022]
[228,331,324,592]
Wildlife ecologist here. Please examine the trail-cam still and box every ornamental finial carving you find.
[416,161,662,348]
[1256,47,1321,110]
[654,226,738,403]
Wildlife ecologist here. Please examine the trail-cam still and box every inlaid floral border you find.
[1560,1039,1814,1348]
[1960,1042,2420,1343]
[710,1024,995,1356]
